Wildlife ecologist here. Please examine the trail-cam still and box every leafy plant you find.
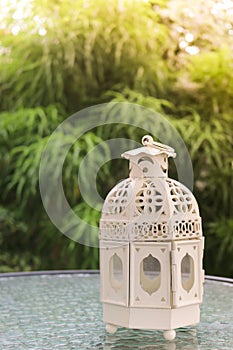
[0,0,171,113]
[205,219,233,277]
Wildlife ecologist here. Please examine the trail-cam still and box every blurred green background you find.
[0,0,232,276]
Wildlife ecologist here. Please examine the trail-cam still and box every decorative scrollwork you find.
[99,221,128,240]
[166,179,194,214]
[103,179,132,215]
[135,180,164,216]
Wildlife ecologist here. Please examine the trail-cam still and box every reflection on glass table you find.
[0,273,232,349]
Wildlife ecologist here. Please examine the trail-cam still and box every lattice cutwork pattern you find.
[100,221,128,240]
[103,179,132,216]
[100,219,202,241]
[135,180,164,217]
[173,219,201,238]
[132,222,168,240]
[100,176,202,241]
[166,179,197,215]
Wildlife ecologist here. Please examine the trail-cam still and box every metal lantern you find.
[99,135,204,340]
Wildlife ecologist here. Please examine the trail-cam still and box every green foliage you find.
[0,0,232,276]
[0,205,27,237]
[205,219,233,277]
[170,108,233,221]
[0,105,64,144]
[0,106,64,204]
[0,106,109,270]
[0,0,171,113]
[175,48,233,118]
[0,205,34,272]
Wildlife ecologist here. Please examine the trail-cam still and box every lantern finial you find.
[142,135,176,158]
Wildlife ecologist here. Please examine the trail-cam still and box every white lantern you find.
[99,135,204,340]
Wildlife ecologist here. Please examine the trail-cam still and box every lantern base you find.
[103,302,200,332]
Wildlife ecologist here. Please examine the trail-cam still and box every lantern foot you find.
[106,323,118,334]
[163,329,176,341]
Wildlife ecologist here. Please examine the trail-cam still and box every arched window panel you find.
[110,253,123,291]
[100,241,129,306]
[171,239,203,308]
[130,242,171,308]
[140,254,161,295]
[181,253,194,292]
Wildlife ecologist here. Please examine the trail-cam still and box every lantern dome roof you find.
[100,135,202,242]
[100,177,201,241]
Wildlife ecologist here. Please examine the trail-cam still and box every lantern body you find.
[99,136,204,339]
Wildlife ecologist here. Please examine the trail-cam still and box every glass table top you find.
[0,273,232,350]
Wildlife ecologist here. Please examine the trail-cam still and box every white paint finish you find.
[163,330,176,341]
[99,135,204,338]
[105,323,118,334]
[102,303,129,328]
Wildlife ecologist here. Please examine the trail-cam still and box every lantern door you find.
[100,241,129,306]
[130,242,171,308]
[171,238,204,308]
